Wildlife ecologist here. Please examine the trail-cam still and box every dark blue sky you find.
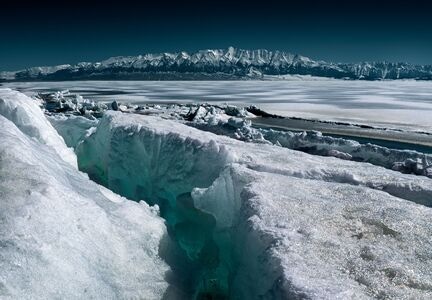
[1,0,431,70]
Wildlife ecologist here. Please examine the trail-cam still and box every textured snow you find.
[0,88,77,168]
[77,111,432,298]
[200,166,432,299]
[0,92,172,299]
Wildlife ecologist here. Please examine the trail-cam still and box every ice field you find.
[3,79,432,132]
[1,87,432,299]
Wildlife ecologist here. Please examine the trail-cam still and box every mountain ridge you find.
[2,46,432,81]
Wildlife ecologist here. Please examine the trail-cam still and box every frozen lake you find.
[3,80,432,132]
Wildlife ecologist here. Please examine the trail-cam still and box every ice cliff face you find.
[2,47,432,81]
[76,111,432,299]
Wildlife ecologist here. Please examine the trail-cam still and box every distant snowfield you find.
[3,79,432,132]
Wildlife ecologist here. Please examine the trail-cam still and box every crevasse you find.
[74,111,432,299]
[76,113,237,298]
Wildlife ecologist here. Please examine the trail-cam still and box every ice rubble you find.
[182,104,432,178]
[0,89,173,299]
[76,111,432,298]
[37,90,107,118]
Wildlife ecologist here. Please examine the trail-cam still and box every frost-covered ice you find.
[38,89,108,118]
[0,89,172,299]
[76,111,432,298]
[187,109,432,178]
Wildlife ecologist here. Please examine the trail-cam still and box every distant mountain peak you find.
[1,47,432,81]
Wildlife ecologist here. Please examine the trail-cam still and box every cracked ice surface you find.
[78,111,432,298]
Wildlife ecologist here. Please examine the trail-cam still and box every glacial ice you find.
[76,111,432,298]
[0,90,173,299]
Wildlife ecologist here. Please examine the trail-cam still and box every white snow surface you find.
[219,167,432,299]
[0,92,172,299]
[0,88,77,168]
[78,111,432,299]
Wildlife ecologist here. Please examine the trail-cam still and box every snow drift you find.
[0,89,173,299]
[0,89,77,168]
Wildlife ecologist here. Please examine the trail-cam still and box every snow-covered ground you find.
[1,88,432,299]
[3,79,432,132]
[0,89,174,299]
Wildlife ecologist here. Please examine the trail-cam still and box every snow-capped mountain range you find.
[2,46,432,81]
